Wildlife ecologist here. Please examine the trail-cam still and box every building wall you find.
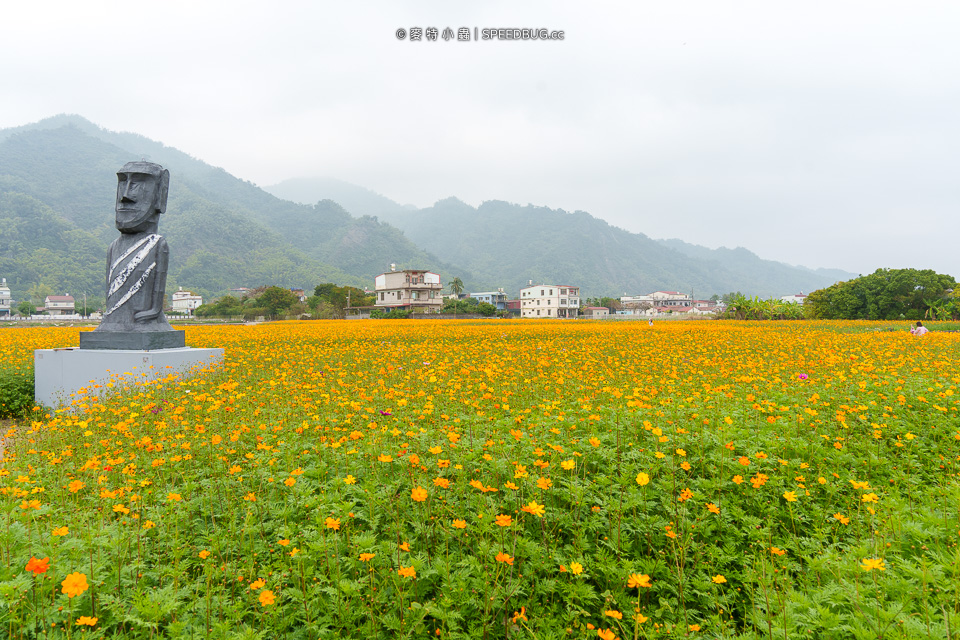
[519,285,580,318]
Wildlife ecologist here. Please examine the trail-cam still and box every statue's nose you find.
[121,181,136,202]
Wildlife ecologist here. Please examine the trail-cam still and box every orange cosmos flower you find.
[536,477,552,490]
[259,589,276,606]
[52,526,69,537]
[732,475,744,484]
[604,610,623,619]
[738,456,750,466]
[770,547,786,556]
[325,517,341,531]
[283,477,296,487]
[495,514,513,527]
[199,550,211,559]
[521,501,545,518]
[68,480,85,493]
[25,556,50,575]
[61,572,89,598]
[398,565,416,578]
[597,628,616,640]
[167,493,182,502]
[496,552,514,565]
[249,578,265,590]
[712,575,727,584]
[452,519,467,529]
[359,553,375,562]
[678,488,693,502]
[627,573,652,588]
[411,486,428,502]
[833,513,851,525]
[75,616,98,627]
[433,477,450,489]
[705,503,720,515]
[243,493,256,502]
[862,493,879,503]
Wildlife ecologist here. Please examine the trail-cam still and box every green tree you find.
[448,277,464,297]
[805,269,956,320]
[256,286,299,318]
[17,300,34,316]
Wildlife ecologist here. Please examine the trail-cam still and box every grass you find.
[0,319,959,639]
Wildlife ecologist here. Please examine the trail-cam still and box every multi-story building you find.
[171,287,203,316]
[44,295,75,316]
[0,278,11,316]
[470,289,508,311]
[519,284,580,318]
[374,267,443,313]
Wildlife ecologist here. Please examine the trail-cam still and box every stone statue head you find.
[115,161,170,233]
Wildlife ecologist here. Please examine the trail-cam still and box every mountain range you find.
[0,115,855,307]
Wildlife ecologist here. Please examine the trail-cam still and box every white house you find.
[374,266,443,313]
[172,287,203,315]
[44,295,75,316]
[0,278,11,316]
[520,284,579,318]
[780,293,807,304]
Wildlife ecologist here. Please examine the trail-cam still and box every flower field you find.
[1,320,959,639]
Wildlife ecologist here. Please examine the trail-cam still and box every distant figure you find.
[910,321,929,336]
[648,319,653,326]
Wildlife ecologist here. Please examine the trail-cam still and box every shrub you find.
[0,368,34,419]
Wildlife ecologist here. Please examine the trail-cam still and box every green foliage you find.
[806,268,957,320]
[0,367,34,418]
[256,287,299,318]
[195,295,245,318]
[312,283,375,318]
[720,294,806,320]
[370,309,410,319]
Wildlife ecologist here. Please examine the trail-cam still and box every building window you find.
[541,290,544,296]
[560,289,567,295]
[550,289,553,295]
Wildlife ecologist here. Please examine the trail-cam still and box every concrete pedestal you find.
[34,347,224,409]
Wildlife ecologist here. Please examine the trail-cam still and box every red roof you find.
[46,295,75,302]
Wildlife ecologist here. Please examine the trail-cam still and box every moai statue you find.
[80,162,185,350]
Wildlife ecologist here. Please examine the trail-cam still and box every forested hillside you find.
[0,116,457,307]
[269,180,857,298]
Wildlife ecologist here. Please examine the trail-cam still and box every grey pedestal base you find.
[34,347,224,409]
[79,330,185,350]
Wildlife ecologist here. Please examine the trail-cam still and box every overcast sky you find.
[2,1,958,277]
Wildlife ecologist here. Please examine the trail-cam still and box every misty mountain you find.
[1,115,855,307]
[266,177,415,219]
[0,115,459,304]
[261,176,856,297]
